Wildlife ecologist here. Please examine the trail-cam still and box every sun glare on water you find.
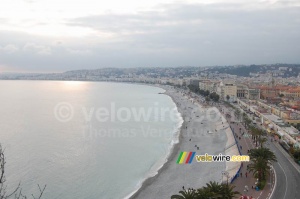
[62,81,88,90]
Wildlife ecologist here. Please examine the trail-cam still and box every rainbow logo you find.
[176,151,196,164]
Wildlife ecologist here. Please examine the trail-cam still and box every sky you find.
[0,0,300,72]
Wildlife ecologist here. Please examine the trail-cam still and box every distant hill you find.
[203,64,300,77]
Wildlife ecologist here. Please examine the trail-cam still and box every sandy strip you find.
[129,86,232,199]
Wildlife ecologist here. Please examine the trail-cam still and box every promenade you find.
[220,105,274,199]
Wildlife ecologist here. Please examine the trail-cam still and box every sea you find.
[0,80,183,199]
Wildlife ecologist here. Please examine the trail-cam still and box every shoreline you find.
[128,87,186,199]
[129,85,230,199]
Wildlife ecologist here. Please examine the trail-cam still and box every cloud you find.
[23,43,52,55]
[66,48,92,55]
[67,2,300,52]
[0,1,300,72]
[0,44,19,53]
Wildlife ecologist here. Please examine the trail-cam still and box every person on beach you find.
[240,172,242,177]
[246,172,248,178]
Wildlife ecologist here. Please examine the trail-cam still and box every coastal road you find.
[267,140,300,199]
[225,103,300,199]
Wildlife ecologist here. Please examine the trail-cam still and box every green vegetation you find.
[171,181,239,199]
[226,95,230,101]
[222,101,277,190]
[187,85,220,102]
[188,84,200,93]
[234,109,241,122]
[205,96,210,103]
[248,126,266,147]
[242,113,252,130]
[247,147,277,188]
[209,92,220,102]
[289,147,300,164]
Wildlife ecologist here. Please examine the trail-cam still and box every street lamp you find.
[222,171,229,185]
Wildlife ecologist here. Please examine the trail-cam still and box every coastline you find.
[126,86,185,199]
[129,85,229,199]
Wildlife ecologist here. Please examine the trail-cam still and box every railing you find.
[229,126,242,183]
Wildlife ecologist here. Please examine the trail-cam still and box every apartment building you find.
[219,82,237,102]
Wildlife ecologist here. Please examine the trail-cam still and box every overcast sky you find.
[0,0,299,72]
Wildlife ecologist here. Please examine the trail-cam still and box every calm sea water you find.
[0,81,182,199]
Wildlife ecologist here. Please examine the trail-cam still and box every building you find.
[199,80,220,93]
[219,82,237,102]
[280,88,300,98]
[248,88,260,100]
[237,84,248,98]
[189,79,201,86]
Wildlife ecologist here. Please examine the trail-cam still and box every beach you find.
[130,86,240,199]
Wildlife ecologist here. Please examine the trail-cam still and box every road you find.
[228,102,300,199]
[268,141,300,199]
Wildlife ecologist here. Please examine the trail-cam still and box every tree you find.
[291,148,300,162]
[234,109,241,122]
[248,157,269,182]
[248,147,277,183]
[257,136,268,148]
[248,148,277,163]
[204,90,210,97]
[249,126,265,147]
[171,181,239,199]
[171,188,197,199]
[205,181,222,197]
[249,126,257,140]
[219,183,240,199]
[0,144,46,199]
[205,96,210,103]
[209,92,220,102]
[242,113,252,130]
[226,95,230,101]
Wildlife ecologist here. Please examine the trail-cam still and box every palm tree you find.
[249,126,258,142]
[257,136,268,148]
[234,109,241,122]
[171,181,240,199]
[171,188,197,199]
[219,184,240,199]
[195,188,213,199]
[249,127,266,147]
[205,181,222,197]
[248,157,270,181]
[248,148,277,163]
[248,148,277,182]
[242,113,251,130]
